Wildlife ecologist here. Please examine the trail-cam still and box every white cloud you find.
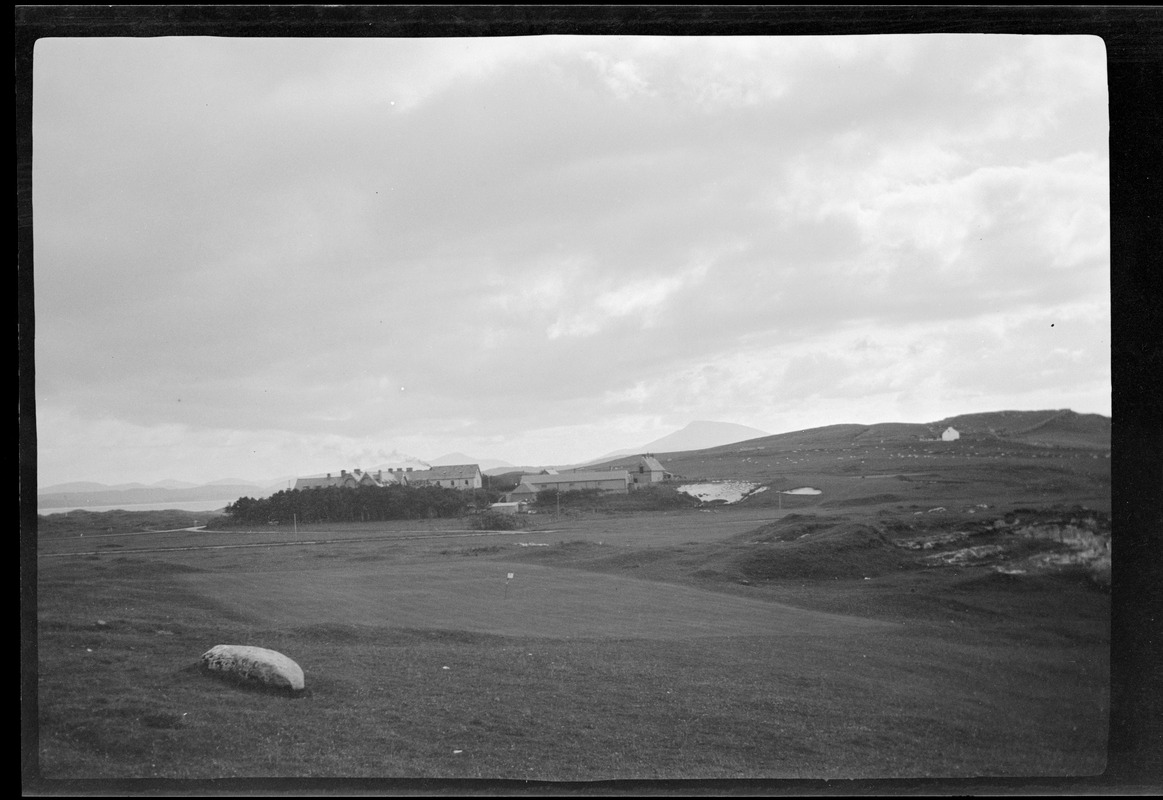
[548,264,709,339]
[32,35,1109,485]
[583,50,655,101]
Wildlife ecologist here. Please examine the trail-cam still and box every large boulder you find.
[200,644,305,692]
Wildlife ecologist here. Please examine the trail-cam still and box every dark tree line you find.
[223,485,502,525]
[531,485,701,513]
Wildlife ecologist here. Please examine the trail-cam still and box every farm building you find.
[388,464,483,490]
[630,455,672,486]
[294,469,399,490]
[942,427,961,441]
[507,482,542,503]
[488,501,527,515]
[507,470,630,501]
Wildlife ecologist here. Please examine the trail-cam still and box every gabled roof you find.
[640,456,666,473]
[359,470,399,486]
[426,464,482,480]
[294,470,398,489]
[391,464,481,482]
[294,474,358,489]
[519,470,629,485]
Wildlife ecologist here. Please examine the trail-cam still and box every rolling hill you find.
[580,409,1111,514]
[582,420,771,464]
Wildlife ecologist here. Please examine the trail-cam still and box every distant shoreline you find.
[37,499,231,515]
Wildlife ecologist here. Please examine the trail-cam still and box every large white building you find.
[295,464,483,491]
[387,464,483,490]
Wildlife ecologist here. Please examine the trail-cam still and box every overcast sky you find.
[32,34,1109,486]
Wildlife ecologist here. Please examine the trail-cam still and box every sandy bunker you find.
[183,561,891,639]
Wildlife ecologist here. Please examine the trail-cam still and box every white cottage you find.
[941,427,961,442]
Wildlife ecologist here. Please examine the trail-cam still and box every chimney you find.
[406,467,412,472]
[341,469,347,476]
[326,473,331,478]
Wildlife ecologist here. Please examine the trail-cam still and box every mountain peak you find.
[644,421,770,453]
[584,420,770,464]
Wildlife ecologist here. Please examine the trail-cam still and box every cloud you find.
[32,35,1109,484]
[547,264,709,339]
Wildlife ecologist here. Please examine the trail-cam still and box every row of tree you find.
[218,482,699,526]
[221,484,503,525]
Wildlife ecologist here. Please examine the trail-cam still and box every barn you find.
[630,455,671,487]
[507,470,630,500]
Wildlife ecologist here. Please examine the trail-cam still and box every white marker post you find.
[505,572,514,599]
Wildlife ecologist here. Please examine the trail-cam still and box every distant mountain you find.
[429,452,517,472]
[584,420,771,463]
[483,465,543,477]
[643,421,772,453]
[38,481,117,494]
[151,479,201,490]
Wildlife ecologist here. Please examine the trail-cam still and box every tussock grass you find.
[468,511,526,531]
[37,509,209,537]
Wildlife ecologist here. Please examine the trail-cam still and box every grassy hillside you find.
[621,410,1109,516]
[937,409,1111,447]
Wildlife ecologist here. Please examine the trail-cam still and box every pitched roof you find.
[518,470,629,485]
[294,470,398,489]
[426,464,482,479]
[294,474,358,489]
[640,456,666,473]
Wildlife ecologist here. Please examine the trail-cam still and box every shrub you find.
[469,511,525,531]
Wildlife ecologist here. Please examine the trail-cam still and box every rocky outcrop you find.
[200,645,305,692]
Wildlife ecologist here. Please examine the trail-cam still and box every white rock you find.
[200,644,305,692]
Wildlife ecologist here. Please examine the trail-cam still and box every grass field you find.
[34,502,1110,782]
[31,422,1118,783]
